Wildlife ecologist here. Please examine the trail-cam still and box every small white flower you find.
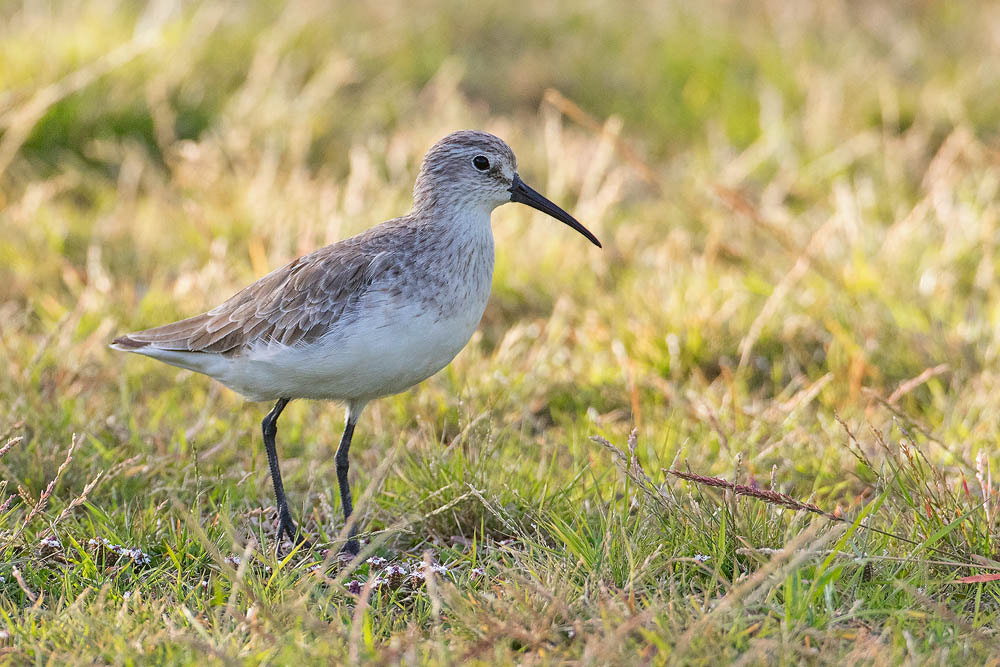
[693,554,711,563]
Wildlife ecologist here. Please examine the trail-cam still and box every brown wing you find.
[113,229,400,356]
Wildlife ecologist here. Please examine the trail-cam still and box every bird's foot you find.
[340,538,360,557]
[277,512,311,551]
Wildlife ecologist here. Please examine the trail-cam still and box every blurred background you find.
[2,1,1000,660]
[5,0,1000,447]
[5,0,1000,537]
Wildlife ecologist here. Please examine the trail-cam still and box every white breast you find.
[225,297,483,401]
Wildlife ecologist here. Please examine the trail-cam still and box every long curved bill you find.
[508,174,602,248]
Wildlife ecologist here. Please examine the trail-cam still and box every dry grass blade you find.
[674,519,839,657]
[664,466,995,568]
[0,422,24,445]
[955,573,1000,584]
[0,28,163,178]
[543,88,661,192]
[7,434,80,545]
[664,469,830,517]
[348,571,377,664]
[0,436,23,459]
[11,566,37,603]
[38,470,105,539]
[887,363,950,405]
[894,581,1000,649]
[591,430,657,491]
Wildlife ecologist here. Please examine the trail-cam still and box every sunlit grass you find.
[2,0,1000,663]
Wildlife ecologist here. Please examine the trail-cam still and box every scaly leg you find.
[261,398,309,547]
[336,402,365,555]
[335,415,358,554]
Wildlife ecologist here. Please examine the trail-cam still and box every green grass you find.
[2,0,1000,663]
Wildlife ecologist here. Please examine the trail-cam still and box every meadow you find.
[2,0,1000,663]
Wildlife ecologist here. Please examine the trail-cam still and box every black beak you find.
[508,174,602,248]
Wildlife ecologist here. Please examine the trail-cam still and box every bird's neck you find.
[403,203,495,316]
[415,200,496,246]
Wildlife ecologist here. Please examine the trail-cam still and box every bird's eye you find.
[472,155,490,171]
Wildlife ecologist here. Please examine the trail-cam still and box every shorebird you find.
[111,130,601,554]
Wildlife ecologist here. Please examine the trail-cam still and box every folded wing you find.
[112,236,397,356]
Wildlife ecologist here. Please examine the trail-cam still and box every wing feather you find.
[113,222,409,356]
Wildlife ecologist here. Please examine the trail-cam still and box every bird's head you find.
[413,130,602,248]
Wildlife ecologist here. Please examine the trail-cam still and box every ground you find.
[2,0,1000,664]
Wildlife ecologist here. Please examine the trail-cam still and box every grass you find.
[2,0,1000,663]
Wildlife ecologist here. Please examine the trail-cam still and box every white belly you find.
[211,291,487,402]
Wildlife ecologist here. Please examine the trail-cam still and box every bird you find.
[111,130,601,555]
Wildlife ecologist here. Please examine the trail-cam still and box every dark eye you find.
[472,155,490,171]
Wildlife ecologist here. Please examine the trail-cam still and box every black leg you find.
[261,398,308,547]
[335,415,359,555]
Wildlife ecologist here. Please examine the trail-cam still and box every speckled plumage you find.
[111,130,600,551]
